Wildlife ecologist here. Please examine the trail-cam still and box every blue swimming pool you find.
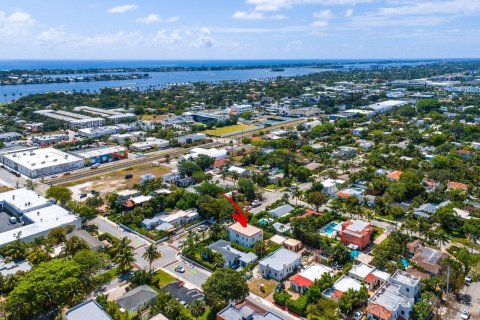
[400,257,409,268]
[350,249,360,259]
[322,222,340,235]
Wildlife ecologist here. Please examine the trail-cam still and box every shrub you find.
[286,295,308,316]
[273,290,291,306]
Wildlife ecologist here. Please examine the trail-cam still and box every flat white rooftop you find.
[2,148,83,170]
[300,264,333,282]
[75,146,126,158]
[0,189,80,246]
[350,263,375,279]
[333,275,363,293]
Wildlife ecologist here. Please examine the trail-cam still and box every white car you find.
[175,265,185,273]
[461,310,470,320]
[353,311,364,320]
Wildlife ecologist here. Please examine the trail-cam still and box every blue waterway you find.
[0,59,441,101]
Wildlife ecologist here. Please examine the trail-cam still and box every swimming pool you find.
[400,257,409,268]
[350,249,360,259]
[322,222,340,236]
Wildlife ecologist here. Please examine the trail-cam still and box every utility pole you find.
[445,264,450,304]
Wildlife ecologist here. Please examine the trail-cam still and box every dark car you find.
[125,174,133,179]
[80,193,87,199]
[275,282,285,292]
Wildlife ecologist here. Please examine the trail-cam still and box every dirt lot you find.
[67,164,171,199]
[248,276,279,298]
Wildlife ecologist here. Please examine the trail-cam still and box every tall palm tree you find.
[291,188,302,206]
[114,237,136,272]
[142,243,161,272]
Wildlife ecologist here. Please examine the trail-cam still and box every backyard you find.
[247,277,279,298]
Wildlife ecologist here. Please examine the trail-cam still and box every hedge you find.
[286,295,308,316]
[273,290,292,306]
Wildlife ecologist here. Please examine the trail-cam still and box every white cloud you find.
[37,27,66,44]
[311,20,329,27]
[108,4,138,14]
[137,14,161,24]
[245,0,373,12]
[152,29,182,45]
[345,9,354,17]
[136,14,179,24]
[313,9,334,19]
[378,0,480,16]
[232,11,286,20]
[200,27,211,35]
[0,10,36,40]
[192,36,214,48]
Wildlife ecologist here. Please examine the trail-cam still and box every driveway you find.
[89,216,148,249]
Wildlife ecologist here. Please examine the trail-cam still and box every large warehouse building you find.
[1,148,84,178]
[73,146,128,165]
[0,188,81,246]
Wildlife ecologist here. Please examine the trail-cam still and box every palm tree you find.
[63,236,88,257]
[114,237,136,272]
[253,240,266,258]
[231,171,239,187]
[291,188,302,206]
[27,246,49,265]
[189,300,206,319]
[5,241,26,260]
[142,243,161,272]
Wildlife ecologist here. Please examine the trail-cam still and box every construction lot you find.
[66,163,171,200]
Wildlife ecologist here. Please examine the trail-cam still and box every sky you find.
[0,0,480,60]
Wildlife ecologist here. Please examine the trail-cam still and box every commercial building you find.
[366,100,408,114]
[227,104,254,115]
[35,110,105,129]
[0,132,22,143]
[258,248,301,281]
[181,147,227,161]
[73,106,136,123]
[0,188,81,246]
[32,134,69,146]
[77,126,119,138]
[185,111,228,124]
[176,133,206,145]
[73,146,128,165]
[130,138,169,152]
[1,148,84,178]
[227,222,263,248]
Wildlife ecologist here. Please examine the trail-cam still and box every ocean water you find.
[0,59,440,101]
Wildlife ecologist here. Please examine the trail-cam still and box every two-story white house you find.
[227,222,263,248]
[365,270,421,320]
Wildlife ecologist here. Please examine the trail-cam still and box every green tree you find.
[189,299,206,319]
[113,237,136,273]
[142,243,161,272]
[306,191,326,211]
[238,178,256,201]
[45,185,72,205]
[202,268,249,310]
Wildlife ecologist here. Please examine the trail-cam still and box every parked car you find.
[80,193,87,199]
[274,282,285,292]
[90,163,100,169]
[197,225,208,232]
[461,310,470,320]
[251,200,261,208]
[125,174,133,179]
[175,265,185,273]
[353,311,364,320]
[465,276,472,284]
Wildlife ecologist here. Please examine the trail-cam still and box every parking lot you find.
[162,281,204,306]
[451,281,480,319]
[164,258,211,289]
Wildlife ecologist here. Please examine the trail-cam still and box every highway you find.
[48,141,223,185]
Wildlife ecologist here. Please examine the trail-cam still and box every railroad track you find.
[48,142,223,186]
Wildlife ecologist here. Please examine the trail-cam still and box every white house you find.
[258,248,301,281]
[227,222,263,248]
[365,270,421,320]
[321,178,346,196]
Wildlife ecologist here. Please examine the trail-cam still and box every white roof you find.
[322,178,345,187]
[75,146,126,158]
[0,188,50,212]
[333,275,363,293]
[269,234,287,245]
[3,148,83,170]
[346,220,370,232]
[228,166,248,174]
[0,189,80,246]
[160,209,198,223]
[300,264,333,282]
[372,269,391,282]
[130,195,152,204]
[350,263,375,279]
[186,147,227,160]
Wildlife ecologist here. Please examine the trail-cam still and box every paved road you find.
[89,216,148,249]
[163,257,211,289]
[134,243,178,270]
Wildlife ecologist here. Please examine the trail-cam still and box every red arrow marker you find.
[223,194,249,227]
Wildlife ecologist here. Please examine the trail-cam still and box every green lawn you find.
[154,269,176,288]
[204,124,257,136]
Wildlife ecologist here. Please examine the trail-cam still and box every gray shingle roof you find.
[116,285,158,312]
[66,300,112,320]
